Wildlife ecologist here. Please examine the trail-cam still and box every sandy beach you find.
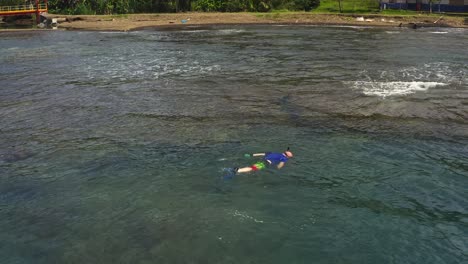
[41,12,468,31]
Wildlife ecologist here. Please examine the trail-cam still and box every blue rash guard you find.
[264,152,288,165]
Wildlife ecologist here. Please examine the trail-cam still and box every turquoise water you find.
[1,26,467,263]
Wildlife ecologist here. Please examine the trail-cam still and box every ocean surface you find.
[1,25,467,263]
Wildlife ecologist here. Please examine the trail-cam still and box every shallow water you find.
[1,26,467,263]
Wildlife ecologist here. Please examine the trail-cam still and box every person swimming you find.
[233,148,294,174]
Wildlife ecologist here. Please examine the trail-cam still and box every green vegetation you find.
[379,9,416,15]
[380,9,424,15]
[0,0,383,14]
[313,0,379,13]
[379,9,460,16]
[2,0,424,15]
[1,0,22,5]
[43,0,321,14]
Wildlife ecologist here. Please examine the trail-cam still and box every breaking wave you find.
[350,81,448,97]
[347,62,465,97]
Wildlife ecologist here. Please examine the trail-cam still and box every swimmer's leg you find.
[236,161,266,174]
[237,167,252,173]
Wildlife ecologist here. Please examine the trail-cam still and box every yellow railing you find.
[0,3,47,13]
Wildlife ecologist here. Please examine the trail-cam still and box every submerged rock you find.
[1,149,34,162]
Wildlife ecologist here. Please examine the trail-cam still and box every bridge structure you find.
[0,0,48,24]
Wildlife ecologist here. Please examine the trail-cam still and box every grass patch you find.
[380,9,422,16]
[110,14,129,19]
[255,12,283,19]
[269,9,295,13]
[313,0,379,13]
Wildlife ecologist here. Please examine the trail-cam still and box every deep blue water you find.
[1,26,467,263]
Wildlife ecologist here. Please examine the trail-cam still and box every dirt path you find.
[44,12,467,31]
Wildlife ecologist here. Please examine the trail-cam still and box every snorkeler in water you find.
[233,148,294,174]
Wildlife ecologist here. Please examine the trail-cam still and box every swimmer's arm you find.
[277,162,285,169]
[244,153,266,158]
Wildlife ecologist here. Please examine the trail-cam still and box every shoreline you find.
[2,12,467,32]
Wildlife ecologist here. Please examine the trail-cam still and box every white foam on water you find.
[350,81,448,97]
[152,64,221,79]
[231,210,264,223]
[349,62,464,97]
[99,31,128,34]
[323,25,373,29]
[179,30,209,33]
[85,50,221,80]
[214,29,245,35]
[421,28,468,34]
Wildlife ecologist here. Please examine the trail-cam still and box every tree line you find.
[42,0,321,14]
[3,0,382,15]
